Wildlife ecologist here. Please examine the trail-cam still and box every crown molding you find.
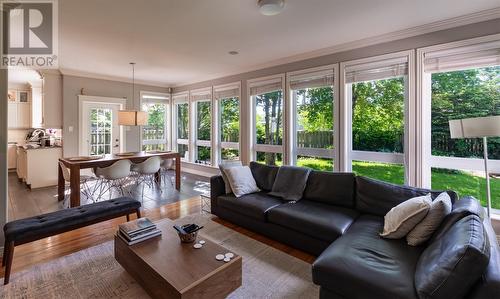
[175,7,500,87]
[58,68,171,88]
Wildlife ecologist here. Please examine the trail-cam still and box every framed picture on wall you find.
[7,90,16,102]
[19,91,29,102]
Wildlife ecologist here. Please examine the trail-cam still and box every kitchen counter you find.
[19,145,62,150]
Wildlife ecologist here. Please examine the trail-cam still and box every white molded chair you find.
[160,158,175,187]
[94,159,132,200]
[131,156,162,199]
[59,162,97,206]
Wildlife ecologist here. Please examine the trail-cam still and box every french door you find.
[80,101,123,156]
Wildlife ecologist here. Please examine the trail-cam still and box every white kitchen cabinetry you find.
[8,144,17,169]
[17,147,62,188]
[8,102,32,129]
[42,73,63,128]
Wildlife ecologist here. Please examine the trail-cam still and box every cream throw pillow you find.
[380,194,431,239]
[223,166,261,198]
[406,192,452,246]
[219,161,243,194]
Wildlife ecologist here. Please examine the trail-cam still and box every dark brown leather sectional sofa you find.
[210,162,500,298]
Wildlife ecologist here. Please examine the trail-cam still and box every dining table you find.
[58,151,181,207]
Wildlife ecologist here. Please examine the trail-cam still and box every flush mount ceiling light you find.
[258,0,285,16]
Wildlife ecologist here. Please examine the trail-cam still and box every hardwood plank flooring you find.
[0,197,315,281]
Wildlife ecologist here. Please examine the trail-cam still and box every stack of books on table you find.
[118,217,161,245]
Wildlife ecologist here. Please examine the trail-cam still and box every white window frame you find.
[172,92,189,161]
[340,50,415,185]
[416,33,500,189]
[286,64,339,170]
[139,91,170,152]
[248,74,286,164]
[190,87,213,165]
[214,82,241,165]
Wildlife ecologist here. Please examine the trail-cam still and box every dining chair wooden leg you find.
[126,214,130,222]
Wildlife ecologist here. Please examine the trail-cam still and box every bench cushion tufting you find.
[4,197,141,244]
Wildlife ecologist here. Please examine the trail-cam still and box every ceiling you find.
[57,0,500,87]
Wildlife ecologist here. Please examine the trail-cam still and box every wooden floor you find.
[0,197,315,282]
[7,170,210,220]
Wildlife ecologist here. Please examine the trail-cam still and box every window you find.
[215,83,241,163]
[173,93,189,160]
[420,39,500,210]
[191,89,212,165]
[141,92,169,151]
[89,108,112,155]
[343,53,411,185]
[249,76,284,166]
[290,67,335,171]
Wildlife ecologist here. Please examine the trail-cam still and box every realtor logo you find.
[1,0,58,68]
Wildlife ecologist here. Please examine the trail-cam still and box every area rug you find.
[0,214,319,299]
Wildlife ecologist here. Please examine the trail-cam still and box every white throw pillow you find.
[406,192,452,246]
[219,161,243,194]
[380,194,431,239]
[223,166,261,198]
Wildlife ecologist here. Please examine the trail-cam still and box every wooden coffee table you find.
[114,218,242,299]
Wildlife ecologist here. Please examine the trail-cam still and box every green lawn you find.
[293,157,500,209]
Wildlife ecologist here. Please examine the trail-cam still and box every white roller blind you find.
[290,70,334,90]
[214,86,240,99]
[190,91,211,102]
[173,93,188,103]
[345,57,408,83]
[424,41,500,73]
[249,78,282,96]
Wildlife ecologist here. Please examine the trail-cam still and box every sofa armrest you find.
[210,175,225,212]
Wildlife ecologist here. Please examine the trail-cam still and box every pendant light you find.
[118,62,147,126]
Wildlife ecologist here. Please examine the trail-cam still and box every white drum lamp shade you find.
[449,115,500,138]
[118,110,148,126]
[449,115,500,217]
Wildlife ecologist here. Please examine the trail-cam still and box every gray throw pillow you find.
[407,192,452,246]
[219,161,243,194]
[380,194,431,239]
[223,166,261,198]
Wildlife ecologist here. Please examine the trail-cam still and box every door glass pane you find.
[431,66,500,209]
[177,103,188,139]
[255,91,283,145]
[89,108,112,156]
[142,102,167,151]
[220,97,239,143]
[197,101,211,141]
[351,77,405,184]
[294,86,333,170]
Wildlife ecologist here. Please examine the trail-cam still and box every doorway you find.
[79,96,126,156]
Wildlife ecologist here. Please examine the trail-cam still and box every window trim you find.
[286,64,339,169]
[190,87,213,165]
[172,92,189,161]
[215,81,242,164]
[340,50,415,185]
[139,91,170,152]
[248,74,286,164]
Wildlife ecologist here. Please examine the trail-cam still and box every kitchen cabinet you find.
[17,147,63,188]
[8,144,17,169]
[8,102,32,129]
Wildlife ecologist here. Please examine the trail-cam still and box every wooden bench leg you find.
[136,209,142,219]
[126,214,130,222]
[2,242,7,267]
[4,241,14,285]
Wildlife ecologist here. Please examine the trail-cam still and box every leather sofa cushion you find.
[312,214,422,299]
[429,196,484,243]
[415,215,490,299]
[303,171,355,208]
[267,200,359,242]
[249,161,279,191]
[217,192,284,221]
[355,176,457,216]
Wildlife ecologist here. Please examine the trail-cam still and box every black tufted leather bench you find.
[2,197,141,284]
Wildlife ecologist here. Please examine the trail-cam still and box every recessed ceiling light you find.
[258,0,285,16]
[228,51,239,55]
